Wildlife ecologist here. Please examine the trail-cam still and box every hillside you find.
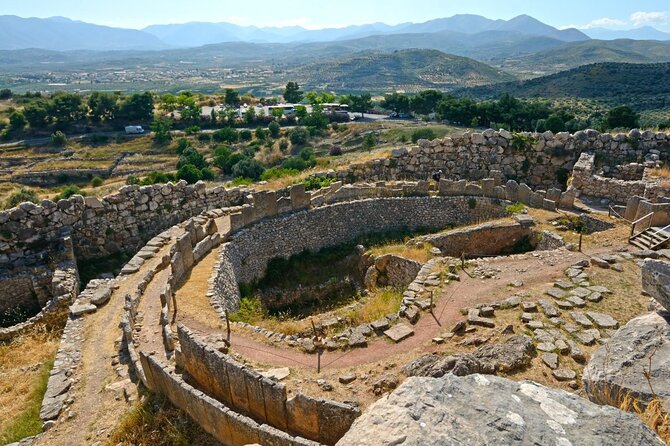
[293,49,516,92]
[460,62,670,110]
[501,39,670,74]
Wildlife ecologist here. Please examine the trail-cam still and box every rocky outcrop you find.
[642,260,670,312]
[336,374,664,446]
[403,335,534,377]
[583,312,670,410]
[365,254,423,290]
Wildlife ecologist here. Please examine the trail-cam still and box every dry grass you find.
[647,167,670,187]
[621,396,670,443]
[109,392,221,446]
[0,326,61,444]
[368,242,434,263]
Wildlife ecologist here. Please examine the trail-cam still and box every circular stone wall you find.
[212,196,508,311]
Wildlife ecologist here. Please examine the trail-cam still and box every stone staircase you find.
[629,227,670,251]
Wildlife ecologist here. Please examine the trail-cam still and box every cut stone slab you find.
[403,306,420,324]
[555,339,570,354]
[335,374,666,446]
[545,287,567,299]
[586,292,603,303]
[527,321,544,330]
[370,317,390,332]
[70,303,97,317]
[556,300,574,310]
[339,373,357,385]
[641,260,670,312]
[584,312,670,410]
[586,312,619,329]
[90,288,112,306]
[40,394,66,421]
[348,332,368,348]
[521,312,534,323]
[479,306,495,317]
[573,330,597,346]
[570,287,591,298]
[571,312,594,328]
[536,342,556,352]
[538,299,560,318]
[542,353,559,370]
[588,285,611,294]
[384,324,415,343]
[554,279,575,290]
[260,367,290,381]
[521,301,537,312]
[553,369,577,381]
[566,295,586,308]
[468,316,495,328]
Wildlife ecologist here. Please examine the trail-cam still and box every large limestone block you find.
[584,312,670,410]
[336,374,664,446]
[642,260,670,312]
[287,393,320,441]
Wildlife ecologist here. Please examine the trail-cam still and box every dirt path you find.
[34,228,180,446]
[175,248,591,370]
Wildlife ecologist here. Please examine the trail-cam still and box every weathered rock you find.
[584,312,670,410]
[553,369,577,381]
[642,260,670,312]
[586,311,619,329]
[403,336,534,377]
[384,324,414,343]
[542,353,559,370]
[336,374,664,446]
[339,373,357,385]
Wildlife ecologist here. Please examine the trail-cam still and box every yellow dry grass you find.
[368,243,434,263]
[0,326,61,444]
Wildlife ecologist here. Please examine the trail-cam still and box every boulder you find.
[584,312,670,410]
[336,374,664,446]
[642,260,670,312]
[403,336,534,377]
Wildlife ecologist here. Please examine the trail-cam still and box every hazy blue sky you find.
[3,0,670,31]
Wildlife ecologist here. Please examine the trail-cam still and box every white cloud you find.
[561,17,626,30]
[630,11,668,27]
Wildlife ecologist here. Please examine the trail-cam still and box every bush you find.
[139,171,176,185]
[5,188,39,209]
[411,128,436,143]
[50,131,67,148]
[212,127,239,144]
[239,129,253,141]
[176,164,202,184]
[175,138,190,155]
[91,177,104,187]
[290,127,309,146]
[303,176,335,191]
[184,125,200,135]
[260,167,300,181]
[255,127,268,140]
[268,121,280,138]
[363,133,376,150]
[197,132,212,143]
[505,202,526,215]
[56,185,85,201]
[329,145,342,156]
[177,147,207,170]
[232,158,265,181]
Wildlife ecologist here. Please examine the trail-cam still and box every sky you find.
[2,0,669,31]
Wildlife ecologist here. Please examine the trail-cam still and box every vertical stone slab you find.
[244,369,267,422]
[253,191,278,219]
[438,179,453,196]
[546,187,562,202]
[201,400,234,446]
[242,204,255,226]
[226,361,251,414]
[227,411,262,446]
[318,400,360,445]
[505,180,519,202]
[493,186,506,200]
[229,212,245,232]
[625,195,643,221]
[481,178,495,197]
[287,393,320,441]
[518,183,532,205]
[290,183,311,210]
[543,199,557,211]
[530,191,546,208]
[257,425,295,446]
[464,183,483,196]
[453,179,467,195]
[176,233,194,270]
[559,188,577,210]
[262,377,289,431]
[205,349,233,406]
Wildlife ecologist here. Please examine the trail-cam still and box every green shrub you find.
[255,127,268,140]
[5,188,39,209]
[363,133,376,150]
[290,127,309,146]
[91,177,104,187]
[212,127,239,143]
[239,129,253,141]
[140,171,176,185]
[56,185,85,201]
[232,158,265,181]
[50,131,67,148]
[260,167,300,181]
[268,121,280,138]
[411,128,436,143]
[505,202,526,215]
[467,197,477,209]
[511,133,537,152]
[177,147,207,170]
[184,125,200,135]
[176,164,203,184]
[302,176,335,191]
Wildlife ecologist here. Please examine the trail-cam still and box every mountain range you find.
[0,14,592,51]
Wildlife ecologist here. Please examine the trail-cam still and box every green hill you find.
[293,49,516,92]
[500,39,670,75]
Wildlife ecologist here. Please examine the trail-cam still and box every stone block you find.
[384,324,415,343]
[290,184,311,210]
[318,399,360,445]
[226,361,251,414]
[517,183,532,205]
[229,212,245,232]
[244,369,267,422]
[261,378,288,431]
[287,393,320,440]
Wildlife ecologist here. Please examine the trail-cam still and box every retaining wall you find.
[178,325,359,445]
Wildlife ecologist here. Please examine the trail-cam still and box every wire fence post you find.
[579,232,583,252]
[225,309,231,345]
[311,319,323,374]
[430,290,434,315]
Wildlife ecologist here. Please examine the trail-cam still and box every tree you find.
[118,92,154,122]
[544,114,565,133]
[349,94,372,118]
[283,82,303,104]
[224,89,241,107]
[177,164,203,184]
[295,105,308,120]
[382,93,411,114]
[604,106,640,130]
[410,90,443,116]
[48,92,87,125]
[9,111,27,131]
[212,127,239,144]
[268,121,280,138]
[244,107,256,125]
[177,147,207,170]
[179,97,201,124]
[290,127,309,146]
[88,92,118,123]
[0,89,12,100]
[363,133,376,150]
[23,101,49,128]
[151,118,173,145]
